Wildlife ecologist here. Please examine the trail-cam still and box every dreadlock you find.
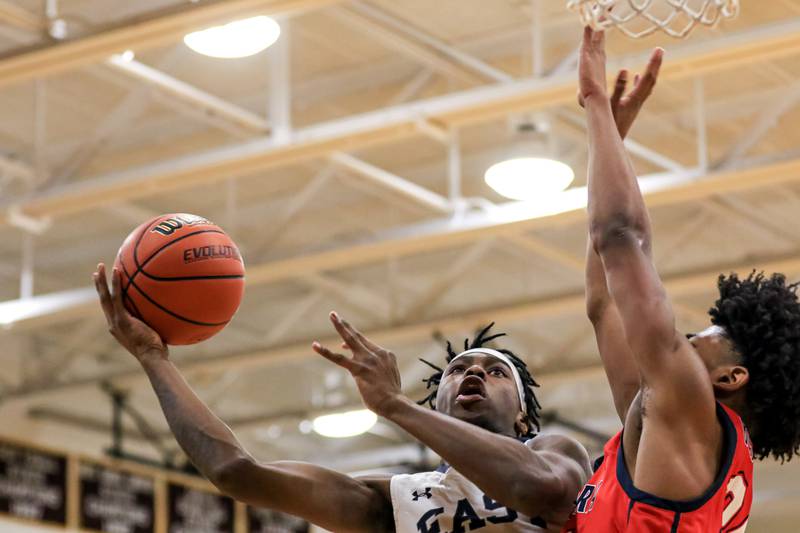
[709,271,800,461]
[418,323,542,436]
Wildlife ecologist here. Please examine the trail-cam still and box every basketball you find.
[113,213,245,345]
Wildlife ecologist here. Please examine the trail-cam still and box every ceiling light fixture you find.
[312,409,377,438]
[484,157,575,201]
[184,16,281,59]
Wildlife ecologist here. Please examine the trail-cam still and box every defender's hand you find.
[93,263,168,364]
[577,25,664,139]
[578,26,609,103]
[608,48,663,139]
[313,312,403,417]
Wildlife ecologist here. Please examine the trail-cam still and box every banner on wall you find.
[0,439,312,533]
[0,441,67,526]
[167,481,235,533]
[79,460,156,533]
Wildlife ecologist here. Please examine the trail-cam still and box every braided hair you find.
[418,323,542,436]
[709,271,800,461]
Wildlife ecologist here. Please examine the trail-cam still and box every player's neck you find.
[466,418,518,439]
[716,392,750,426]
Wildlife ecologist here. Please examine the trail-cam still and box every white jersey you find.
[390,461,548,533]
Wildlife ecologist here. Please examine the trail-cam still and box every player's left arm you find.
[313,312,592,521]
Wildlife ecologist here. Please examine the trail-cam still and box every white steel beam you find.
[332,5,494,85]
[390,69,435,105]
[447,129,462,204]
[107,56,270,134]
[414,117,449,144]
[47,49,185,187]
[0,2,43,33]
[715,80,800,169]
[694,78,709,171]
[557,110,688,174]
[242,170,690,286]
[346,1,513,83]
[249,167,335,258]
[0,287,96,329]
[657,210,714,266]
[263,292,324,345]
[400,240,495,321]
[502,233,584,272]
[33,79,47,183]
[9,251,800,400]
[0,0,345,89]
[330,152,452,214]
[4,155,800,331]
[0,154,35,183]
[23,319,102,390]
[530,0,544,77]
[100,203,161,225]
[303,274,391,320]
[8,20,800,220]
[268,17,292,143]
[711,196,800,247]
[19,234,34,300]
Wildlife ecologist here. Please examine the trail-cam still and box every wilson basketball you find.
[113,213,245,345]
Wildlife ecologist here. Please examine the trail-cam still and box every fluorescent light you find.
[184,16,281,59]
[111,50,135,63]
[313,409,377,438]
[484,157,575,201]
[0,288,96,327]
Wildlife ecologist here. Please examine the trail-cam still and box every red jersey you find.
[564,403,753,532]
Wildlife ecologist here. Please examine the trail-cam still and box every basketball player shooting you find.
[94,263,591,532]
[313,315,590,531]
[566,26,800,532]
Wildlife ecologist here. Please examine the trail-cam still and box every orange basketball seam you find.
[138,273,244,282]
[122,228,228,301]
[123,269,232,327]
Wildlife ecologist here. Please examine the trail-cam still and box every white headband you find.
[450,348,526,411]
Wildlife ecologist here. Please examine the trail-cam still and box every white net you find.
[567,0,740,39]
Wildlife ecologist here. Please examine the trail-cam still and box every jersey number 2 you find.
[722,474,748,532]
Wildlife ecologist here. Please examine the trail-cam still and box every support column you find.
[268,18,292,144]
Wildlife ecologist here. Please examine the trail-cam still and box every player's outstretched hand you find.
[313,312,403,417]
[578,26,609,104]
[93,263,168,364]
[577,25,664,139]
[608,47,664,139]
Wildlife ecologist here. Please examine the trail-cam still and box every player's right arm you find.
[93,263,392,533]
[583,67,659,423]
[579,27,720,498]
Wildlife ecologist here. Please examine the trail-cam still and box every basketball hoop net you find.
[567,0,740,39]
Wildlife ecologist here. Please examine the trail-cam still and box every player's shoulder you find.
[527,434,591,469]
[527,432,583,453]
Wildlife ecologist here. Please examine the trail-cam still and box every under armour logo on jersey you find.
[412,488,433,501]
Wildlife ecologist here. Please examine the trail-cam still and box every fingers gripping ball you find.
[113,213,245,345]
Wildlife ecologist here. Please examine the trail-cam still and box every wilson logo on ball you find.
[151,214,212,236]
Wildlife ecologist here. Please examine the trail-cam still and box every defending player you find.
[567,26,800,532]
[94,264,590,532]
